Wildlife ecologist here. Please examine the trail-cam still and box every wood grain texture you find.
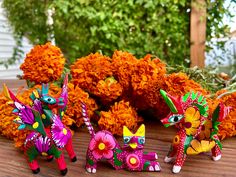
[190,0,206,68]
[0,80,235,177]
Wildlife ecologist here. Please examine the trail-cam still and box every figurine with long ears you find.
[3,75,76,175]
[159,89,230,173]
[81,103,161,173]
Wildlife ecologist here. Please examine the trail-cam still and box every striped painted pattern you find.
[81,102,95,137]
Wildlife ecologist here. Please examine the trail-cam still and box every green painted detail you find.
[191,92,198,100]
[30,110,46,136]
[205,106,209,111]
[115,148,122,153]
[30,93,36,101]
[213,121,221,132]
[215,139,222,150]
[210,132,222,150]
[143,161,151,170]
[184,136,193,153]
[143,151,148,155]
[182,92,190,102]
[113,150,123,166]
[198,95,204,103]
[27,146,39,162]
[212,104,220,122]
[193,103,208,117]
[202,99,207,106]
[160,89,178,113]
[87,159,94,165]
[48,144,61,158]
[43,109,54,127]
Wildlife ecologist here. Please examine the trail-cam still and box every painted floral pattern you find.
[89,132,116,159]
[51,115,71,148]
[35,136,51,155]
[184,107,201,136]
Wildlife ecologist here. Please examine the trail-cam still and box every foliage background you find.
[1,0,234,66]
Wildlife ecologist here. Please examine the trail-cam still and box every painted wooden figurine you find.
[81,103,161,173]
[159,89,230,173]
[4,75,76,176]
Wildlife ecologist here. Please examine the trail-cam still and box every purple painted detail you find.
[89,132,116,159]
[14,102,34,125]
[35,136,51,154]
[51,115,71,148]
[25,132,39,145]
[32,99,43,114]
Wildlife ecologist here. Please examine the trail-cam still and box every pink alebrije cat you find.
[81,103,161,173]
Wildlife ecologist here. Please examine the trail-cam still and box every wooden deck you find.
[0,80,236,177]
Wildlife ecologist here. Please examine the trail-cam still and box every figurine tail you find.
[210,103,231,149]
[81,102,95,137]
[212,103,230,133]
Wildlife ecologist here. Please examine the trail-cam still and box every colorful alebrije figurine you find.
[81,103,161,173]
[3,75,76,176]
[159,89,230,173]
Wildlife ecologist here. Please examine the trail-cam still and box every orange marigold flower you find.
[70,53,113,93]
[93,77,123,103]
[65,83,98,127]
[129,55,166,110]
[20,42,65,84]
[112,50,138,90]
[98,100,143,136]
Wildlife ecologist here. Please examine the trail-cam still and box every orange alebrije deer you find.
[160,90,230,173]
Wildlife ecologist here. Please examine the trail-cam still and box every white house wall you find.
[0,0,32,79]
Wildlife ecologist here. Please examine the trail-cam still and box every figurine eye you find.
[42,96,56,104]
[169,115,183,123]
[138,137,145,145]
[124,137,131,144]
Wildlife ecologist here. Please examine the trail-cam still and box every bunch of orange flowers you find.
[98,100,143,136]
[70,53,113,92]
[20,42,65,84]
[65,83,98,127]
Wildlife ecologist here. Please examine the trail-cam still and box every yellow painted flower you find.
[198,120,212,140]
[187,139,215,155]
[184,107,201,136]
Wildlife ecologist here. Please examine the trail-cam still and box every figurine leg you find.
[173,151,186,174]
[28,160,40,174]
[164,145,177,163]
[143,160,161,172]
[85,158,97,173]
[56,153,68,176]
[212,144,221,161]
[143,152,158,161]
[65,138,77,162]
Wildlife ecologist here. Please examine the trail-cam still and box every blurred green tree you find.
[1,0,234,65]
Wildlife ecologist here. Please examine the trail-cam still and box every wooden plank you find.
[0,80,236,177]
[190,0,206,68]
